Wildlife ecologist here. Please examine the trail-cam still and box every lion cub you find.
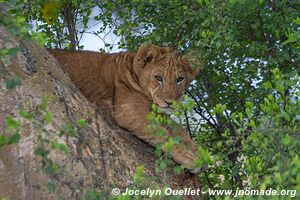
[49,44,201,173]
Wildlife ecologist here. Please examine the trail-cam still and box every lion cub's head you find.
[133,44,200,112]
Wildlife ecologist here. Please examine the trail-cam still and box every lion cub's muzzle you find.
[156,99,175,114]
[152,92,180,113]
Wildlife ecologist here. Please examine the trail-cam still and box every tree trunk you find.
[0,26,201,200]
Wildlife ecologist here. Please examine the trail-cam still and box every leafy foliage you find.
[98,1,299,198]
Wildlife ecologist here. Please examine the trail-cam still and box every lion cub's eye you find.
[176,77,185,83]
[154,75,163,83]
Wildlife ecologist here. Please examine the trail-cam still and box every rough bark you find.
[0,26,201,200]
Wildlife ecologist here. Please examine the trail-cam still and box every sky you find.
[77,7,122,52]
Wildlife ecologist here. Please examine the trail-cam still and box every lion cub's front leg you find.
[113,94,199,172]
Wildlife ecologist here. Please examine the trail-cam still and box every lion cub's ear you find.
[136,44,173,66]
[136,44,161,65]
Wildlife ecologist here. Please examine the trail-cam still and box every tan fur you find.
[49,44,201,172]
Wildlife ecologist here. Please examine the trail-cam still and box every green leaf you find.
[275,84,285,93]
[38,96,49,110]
[7,133,20,144]
[238,112,244,121]
[231,113,237,121]
[282,134,291,146]
[154,128,165,137]
[294,17,300,25]
[5,117,21,132]
[197,146,212,166]
[34,147,50,158]
[282,32,300,45]
[44,112,53,124]
[5,77,22,89]
[159,161,167,170]
[76,118,88,128]
[50,141,69,154]
[249,119,256,128]
[163,139,174,151]
[59,124,78,137]
[42,1,61,24]
[262,81,272,89]
[31,32,46,45]
[267,94,274,102]
[19,110,33,120]
[173,165,183,175]
[154,148,162,156]
[46,181,55,192]
[155,35,161,42]
[246,108,252,118]
[281,112,291,122]
[133,165,145,183]
[0,135,6,147]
